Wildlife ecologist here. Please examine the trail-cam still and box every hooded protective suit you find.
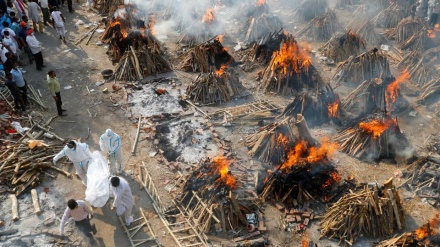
[111,177,133,226]
[99,129,123,174]
[53,141,92,185]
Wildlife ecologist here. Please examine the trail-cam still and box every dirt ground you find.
[1,0,439,247]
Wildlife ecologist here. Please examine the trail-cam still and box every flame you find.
[109,19,128,39]
[280,138,338,170]
[322,171,341,188]
[216,35,224,43]
[212,156,237,189]
[148,15,155,36]
[435,24,440,32]
[358,118,397,138]
[301,235,309,247]
[427,29,436,39]
[271,38,311,76]
[256,0,266,6]
[276,133,289,147]
[327,101,339,118]
[215,64,227,76]
[386,70,410,104]
[202,8,215,23]
[414,214,440,241]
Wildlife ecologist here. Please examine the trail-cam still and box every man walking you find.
[5,73,26,112]
[50,6,66,43]
[53,140,92,186]
[99,129,123,175]
[47,70,67,116]
[28,0,42,33]
[60,199,96,237]
[10,62,28,107]
[13,0,26,20]
[110,176,133,226]
[39,0,50,26]
[25,28,45,70]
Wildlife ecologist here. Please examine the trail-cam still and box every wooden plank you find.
[387,189,402,230]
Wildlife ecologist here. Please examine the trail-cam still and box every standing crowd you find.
[0,0,133,242]
[411,0,440,27]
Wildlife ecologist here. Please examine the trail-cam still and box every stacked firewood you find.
[294,0,328,22]
[333,49,391,84]
[95,0,124,15]
[321,179,404,245]
[418,78,440,104]
[398,46,440,86]
[177,24,219,47]
[384,17,423,43]
[346,19,384,45]
[376,232,432,247]
[180,37,234,73]
[186,68,244,105]
[372,3,406,28]
[319,31,366,63]
[110,45,172,81]
[398,27,439,51]
[100,18,131,44]
[333,114,413,162]
[259,34,326,95]
[296,10,342,42]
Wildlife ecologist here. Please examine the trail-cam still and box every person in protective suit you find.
[110,176,133,226]
[99,129,123,175]
[53,140,92,185]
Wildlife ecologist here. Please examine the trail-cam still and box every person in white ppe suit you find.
[99,129,123,175]
[53,140,92,186]
[110,176,133,226]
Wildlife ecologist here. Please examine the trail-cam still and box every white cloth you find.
[28,2,42,22]
[100,129,123,174]
[14,0,26,18]
[59,200,93,235]
[111,177,133,225]
[39,0,49,8]
[1,28,16,38]
[2,36,17,54]
[55,26,66,36]
[0,46,8,63]
[25,34,42,54]
[54,141,93,184]
[51,11,64,28]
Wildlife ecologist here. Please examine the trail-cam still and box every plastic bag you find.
[85,151,110,207]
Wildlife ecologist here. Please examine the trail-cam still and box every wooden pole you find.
[10,194,19,221]
[131,116,142,156]
[229,191,248,226]
[31,189,42,215]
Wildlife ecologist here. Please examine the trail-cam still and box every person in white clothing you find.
[50,6,66,43]
[110,176,133,226]
[2,31,17,56]
[25,28,45,70]
[60,199,96,237]
[99,129,123,175]
[53,140,93,185]
[39,0,50,26]
[14,0,26,20]
[28,0,42,32]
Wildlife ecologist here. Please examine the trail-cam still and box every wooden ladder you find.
[118,208,161,247]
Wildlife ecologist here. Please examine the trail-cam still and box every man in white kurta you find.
[110,176,133,226]
[53,140,93,185]
[27,0,42,32]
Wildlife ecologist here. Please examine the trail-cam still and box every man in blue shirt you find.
[10,62,28,107]
[5,72,26,112]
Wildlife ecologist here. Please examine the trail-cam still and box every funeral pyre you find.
[371,3,406,28]
[376,214,440,247]
[321,178,404,245]
[384,17,423,44]
[259,34,326,96]
[293,0,328,23]
[346,19,384,45]
[341,71,411,118]
[173,156,265,239]
[333,113,414,162]
[333,48,391,85]
[318,31,366,63]
[296,10,342,42]
[281,83,341,127]
[180,36,234,73]
[186,65,245,105]
[238,0,283,43]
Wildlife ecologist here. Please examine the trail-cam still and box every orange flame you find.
[212,156,237,189]
[271,38,311,76]
[327,101,339,118]
[386,70,410,104]
[276,133,289,147]
[148,15,155,36]
[215,64,227,76]
[109,19,128,39]
[435,24,440,32]
[322,171,341,188]
[216,35,224,43]
[256,0,266,6]
[202,8,215,23]
[427,29,436,39]
[414,214,440,240]
[358,118,397,138]
[280,138,338,170]
[301,235,309,247]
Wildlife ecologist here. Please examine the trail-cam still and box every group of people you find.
[411,0,440,27]
[53,129,134,237]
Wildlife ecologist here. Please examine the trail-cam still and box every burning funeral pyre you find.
[178,8,225,46]
[293,0,328,23]
[180,37,234,73]
[371,3,406,28]
[239,0,283,43]
[376,214,440,247]
[296,10,342,42]
[398,46,440,87]
[318,31,366,63]
[246,116,341,205]
[186,65,245,105]
[281,83,341,127]
[259,34,326,96]
[321,178,404,245]
[333,48,392,85]
[341,71,411,118]
[333,113,414,162]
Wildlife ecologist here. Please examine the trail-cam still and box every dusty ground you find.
[1,0,439,247]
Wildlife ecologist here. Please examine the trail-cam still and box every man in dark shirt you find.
[3,52,15,72]
[17,22,33,64]
[5,73,26,112]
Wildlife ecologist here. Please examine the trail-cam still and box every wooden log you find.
[295,114,317,145]
[10,194,19,221]
[31,189,42,215]
[229,191,248,226]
